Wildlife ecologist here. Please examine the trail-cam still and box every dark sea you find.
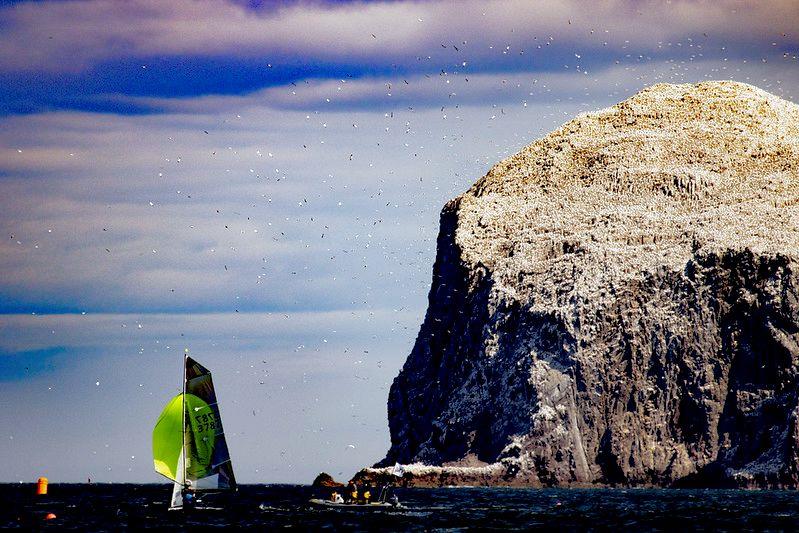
[3,484,799,531]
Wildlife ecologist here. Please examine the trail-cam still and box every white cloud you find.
[0,0,796,72]
[0,97,533,315]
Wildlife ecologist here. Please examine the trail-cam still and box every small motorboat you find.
[308,498,403,509]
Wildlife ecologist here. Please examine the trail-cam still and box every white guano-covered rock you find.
[375,81,799,488]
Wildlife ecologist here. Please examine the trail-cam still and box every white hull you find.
[308,498,401,509]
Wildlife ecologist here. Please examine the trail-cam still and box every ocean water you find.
[3,484,799,531]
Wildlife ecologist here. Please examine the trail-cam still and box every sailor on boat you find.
[310,482,402,508]
[181,488,196,510]
[346,481,358,504]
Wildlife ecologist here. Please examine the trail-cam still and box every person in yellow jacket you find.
[346,481,358,504]
[363,488,371,503]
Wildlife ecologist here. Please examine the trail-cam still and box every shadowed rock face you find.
[377,81,799,488]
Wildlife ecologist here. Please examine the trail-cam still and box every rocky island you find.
[357,81,799,488]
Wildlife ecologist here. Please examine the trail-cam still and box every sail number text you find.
[194,411,217,433]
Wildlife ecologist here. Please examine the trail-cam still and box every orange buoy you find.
[44,513,57,520]
[36,477,48,495]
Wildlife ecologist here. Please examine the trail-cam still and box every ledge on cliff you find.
[378,81,799,488]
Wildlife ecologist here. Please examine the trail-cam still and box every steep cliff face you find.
[379,81,799,487]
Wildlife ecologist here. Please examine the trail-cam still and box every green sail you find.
[184,393,217,480]
[152,393,215,482]
[152,394,184,482]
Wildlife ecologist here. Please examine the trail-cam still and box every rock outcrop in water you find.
[312,472,345,488]
[368,81,799,488]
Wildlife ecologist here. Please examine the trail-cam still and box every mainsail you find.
[152,354,236,509]
[184,356,236,491]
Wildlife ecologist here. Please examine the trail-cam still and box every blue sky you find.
[0,0,797,484]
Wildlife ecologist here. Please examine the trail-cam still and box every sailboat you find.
[152,353,236,510]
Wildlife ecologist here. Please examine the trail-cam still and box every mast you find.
[182,349,188,492]
[153,349,200,509]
